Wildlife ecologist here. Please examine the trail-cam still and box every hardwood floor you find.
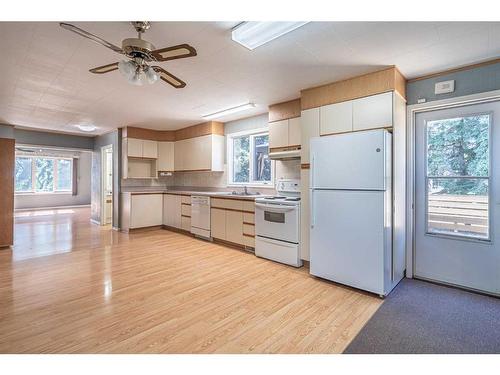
[0,207,382,353]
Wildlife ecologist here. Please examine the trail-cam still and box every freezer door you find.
[310,129,390,190]
[310,190,388,295]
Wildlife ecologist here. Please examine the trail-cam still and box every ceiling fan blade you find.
[152,66,186,88]
[89,62,119,74]
[60,23,124,55]
[151,44,197,62]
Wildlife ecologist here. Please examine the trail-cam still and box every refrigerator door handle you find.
[310,189,315,228]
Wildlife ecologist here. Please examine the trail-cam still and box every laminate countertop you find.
[121,189,271,201]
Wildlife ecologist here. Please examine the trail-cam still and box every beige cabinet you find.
[210,208,226,240]
[300,169,310,261]
[157,141,174,172]
[269,119,289,149]
[320,101,353,135]
[352,91,393,131]
[142,140,158,158]
[174,135,224,172]
[225,210,243,244]
[126,138,158,159]
[163,194,182,228]
[210,198,255,248]
[130,194,163,229]
[288,117,301,147]
[300,108,320,164]
[127,138,143,158]
[269,117,302,149]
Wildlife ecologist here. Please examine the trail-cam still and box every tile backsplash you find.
[120,159,300,193]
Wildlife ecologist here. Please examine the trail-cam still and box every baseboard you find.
[15,204,91,212]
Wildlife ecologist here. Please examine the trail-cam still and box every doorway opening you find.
[101,145,113,226]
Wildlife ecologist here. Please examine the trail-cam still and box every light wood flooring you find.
[0,207,382,353]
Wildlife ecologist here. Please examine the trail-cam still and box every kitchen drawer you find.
[181,203,191,217]
[243,235,255,248]
[243,212,254,224]
[243,201,255,212]
[181,216,191,231]
[243,223,255,236]
[181,195,191,204]
[211,198,244,211]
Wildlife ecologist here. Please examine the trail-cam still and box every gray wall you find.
[406,61,500,105]
[0,124,15,139]
[15,151,92,209]
[15,128,94,150]
[92,129,121,228]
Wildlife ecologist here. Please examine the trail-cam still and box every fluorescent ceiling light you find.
[76,124,97,132]
[203,103,256,120]
[232,22,309,50]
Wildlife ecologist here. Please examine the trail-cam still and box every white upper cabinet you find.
[157,141,174,171]
[142,140,158,159]
[352,91,393,131]
[300,108,320,164]
[288,117,301,147]
[320,101,353,135]
[173,135,224,172]
[269,119,289,149]
[126,138,158,159]
[127,138,143,158]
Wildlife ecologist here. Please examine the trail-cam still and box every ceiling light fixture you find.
[76,124,97,132]
[232,22,309,50]
[118,59,159,86]
[203,103,256,120]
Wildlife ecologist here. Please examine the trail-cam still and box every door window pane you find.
[253,134,271,182]
[15,157,32,192]
[426,114,490,240]
[427,114,489,177]
[56,159,72,191]
[427,178,488,239]
[35,158,54,192]
[233,136,250,183]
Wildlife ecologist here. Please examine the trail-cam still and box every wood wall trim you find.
[407,57,500,83]
[123,121,224,142]
[269,145,301,153]
[174,121,224,141]
[300,66,406,110]
[0,138,15,247]
[300,163,310,170]
[243,222,255,226]
[268,98,301,122]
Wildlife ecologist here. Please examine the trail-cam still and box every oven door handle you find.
[255,203,296,212]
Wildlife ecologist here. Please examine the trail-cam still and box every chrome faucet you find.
[243,185,249,195]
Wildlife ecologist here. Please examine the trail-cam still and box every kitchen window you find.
[15,156,73,194]
[227,129,273,187]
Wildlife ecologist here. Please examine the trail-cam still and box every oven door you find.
[255,202,299,243]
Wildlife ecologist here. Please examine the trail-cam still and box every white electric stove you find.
[254,179,302,267]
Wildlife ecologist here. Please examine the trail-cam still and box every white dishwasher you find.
[190,196,211,239]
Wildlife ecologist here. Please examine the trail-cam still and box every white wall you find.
[14,151,92,209]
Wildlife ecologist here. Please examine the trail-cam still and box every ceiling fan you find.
[59,21,197,88]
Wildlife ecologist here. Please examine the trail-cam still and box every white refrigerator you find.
[309,129,402,296]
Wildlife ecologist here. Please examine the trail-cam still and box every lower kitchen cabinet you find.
[163,194,182,228]
[210,208,226,239]
[226,210,244,244]
[129,194,163,229]
[210,199,255,248]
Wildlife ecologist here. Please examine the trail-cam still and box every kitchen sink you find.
[230,191,261,196]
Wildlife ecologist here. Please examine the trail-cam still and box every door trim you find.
[406,89,500,278]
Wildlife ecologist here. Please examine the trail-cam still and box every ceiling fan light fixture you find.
[118,60,137,80]
[232,22,309,50]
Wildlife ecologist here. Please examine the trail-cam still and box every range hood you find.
[269,148,301,160]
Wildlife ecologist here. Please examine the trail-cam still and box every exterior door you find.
[415,101,500,295]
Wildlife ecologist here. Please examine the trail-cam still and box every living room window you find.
[15,156,73,194]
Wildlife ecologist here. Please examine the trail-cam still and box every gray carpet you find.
[344,278,500,353]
